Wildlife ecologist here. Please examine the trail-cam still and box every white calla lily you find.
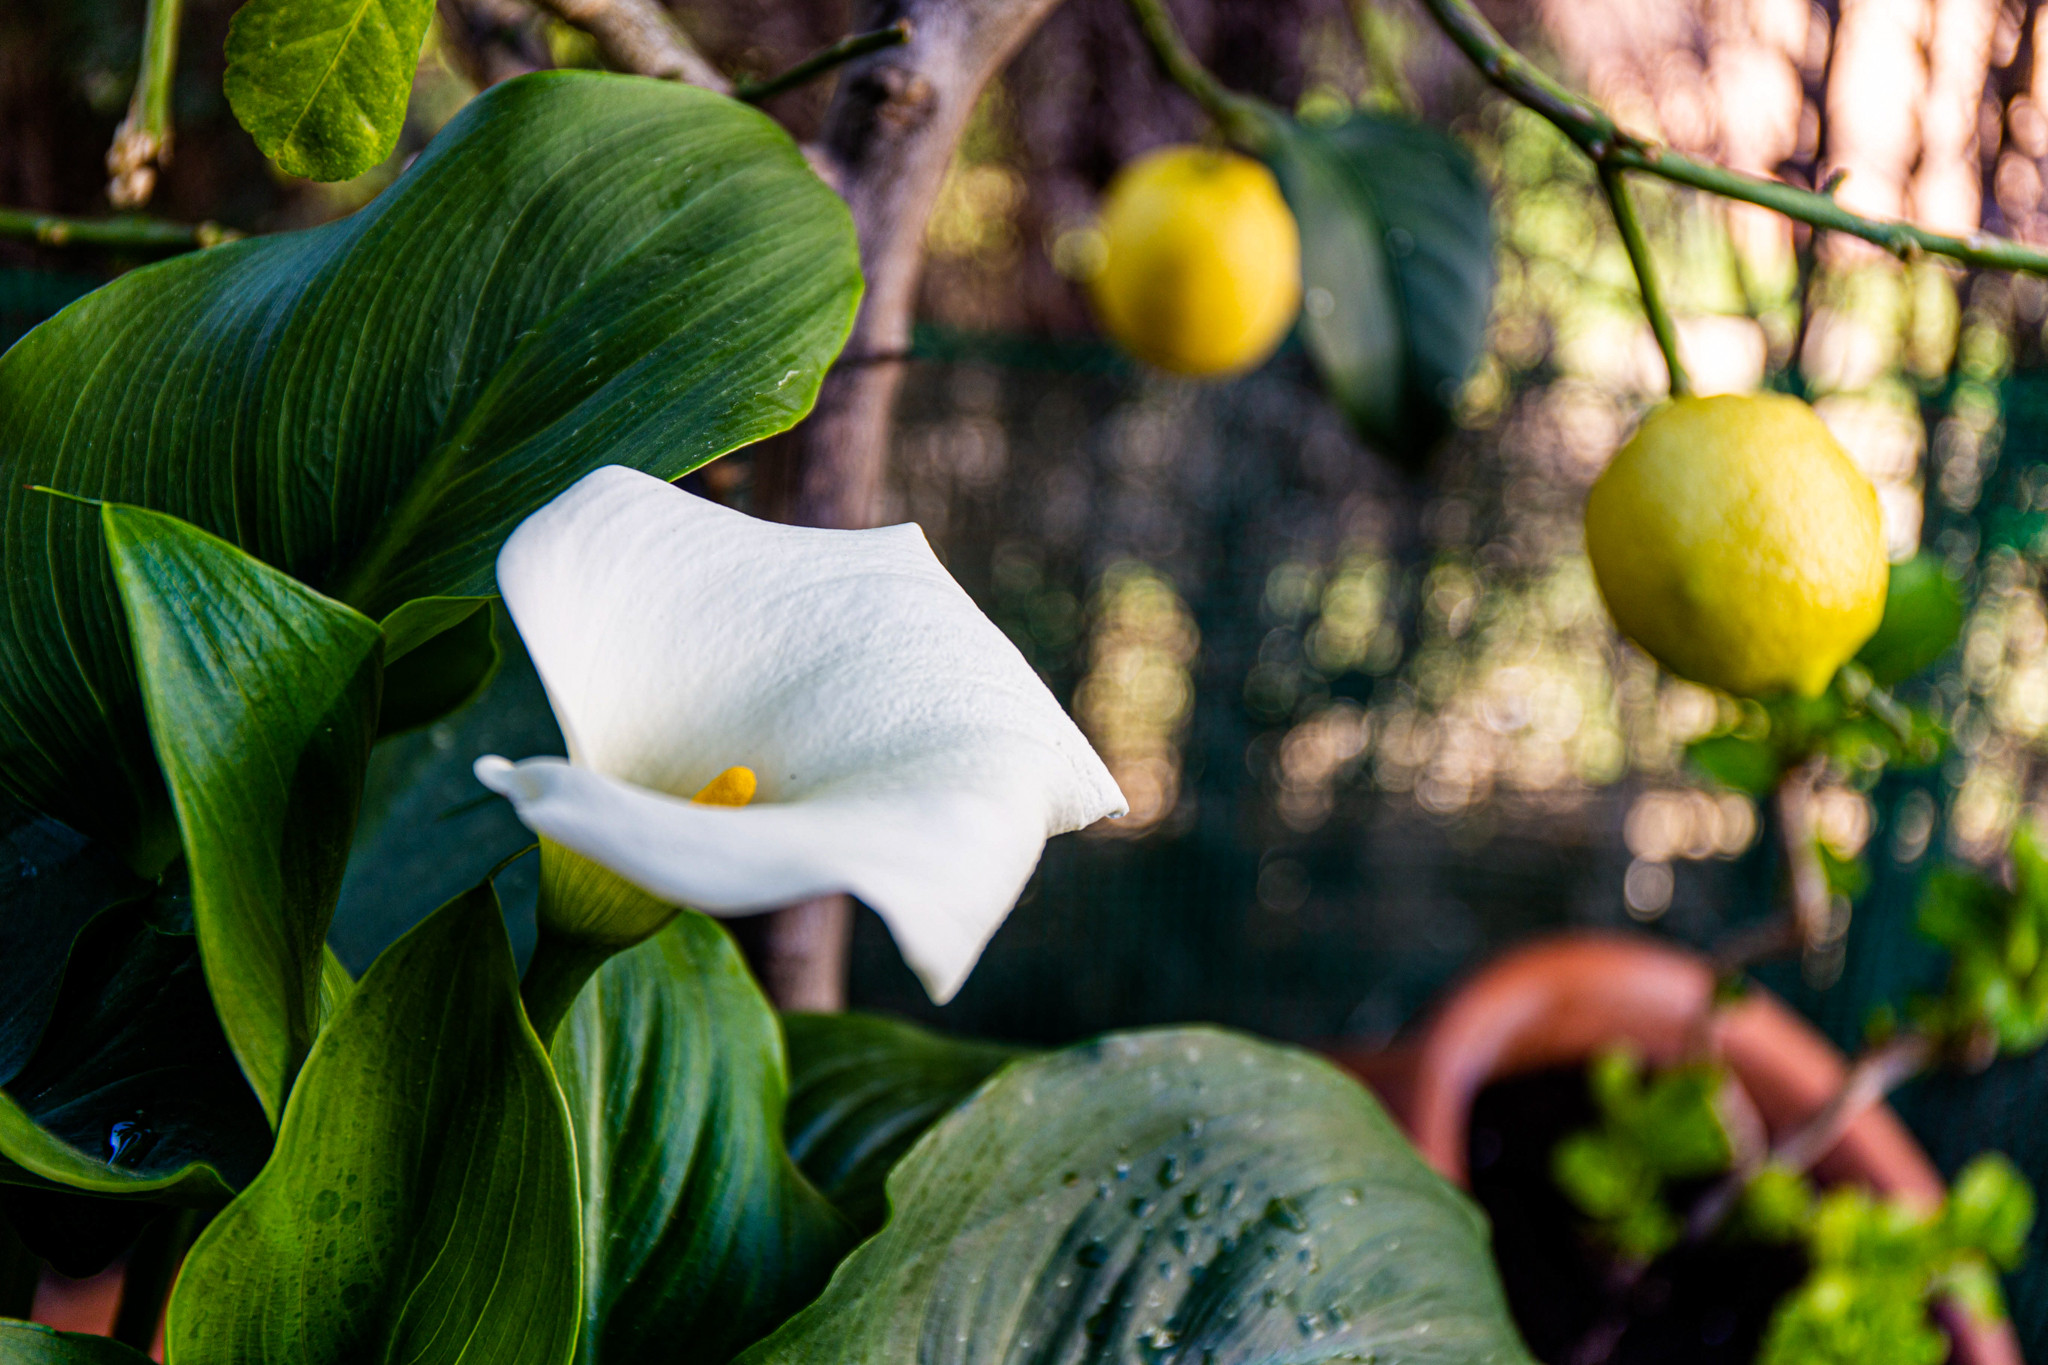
[474,465,1125,1004]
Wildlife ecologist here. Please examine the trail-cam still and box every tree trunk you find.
[735,0,1067,1010]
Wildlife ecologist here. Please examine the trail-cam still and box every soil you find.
[1466,1067,1809,1365]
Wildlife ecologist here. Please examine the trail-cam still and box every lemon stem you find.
[1122,0,1274,153]
[1599,163,1690,399]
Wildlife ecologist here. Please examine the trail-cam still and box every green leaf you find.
[1856,553,1966,685]
[105,503,383,1125]
[0,1187,156,1279]
[1265,111,1494,470]
[165,881,580,1365]
[0,803,151,1084]
[743,1028,1534,1365]
[0,71,860,872]
[553,913,854,1365]
[376,598,500,737]
[224,0,436,181]
[0,887,270,1204]
[0,1320,154,1364]
[1686,733,1781,796]
[783,1011,1023,1234]
[1943,1153,2034,1269]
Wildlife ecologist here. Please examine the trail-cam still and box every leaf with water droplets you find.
[740,1028,1535,1365]
[165,882,579,1364]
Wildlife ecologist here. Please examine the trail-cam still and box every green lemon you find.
[1585,393,1888,699]
[1087,145,1301,377]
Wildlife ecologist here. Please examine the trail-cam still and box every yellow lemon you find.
[1584,393,1888,699]
[1087,145,1301,377]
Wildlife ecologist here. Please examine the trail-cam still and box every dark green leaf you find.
[783,1011,1023,1234]
[376,598,500,737]
[554,913,853,1365]
[0,1320,154,1364]
[1856,553,1966,686]
[0,1208,34,1317]
[0,803,151,1084]
[0,71,860,871]
[165,882,579,1364]
[224,0,436,180]
[1265,111,1494,470]
[106,503,382,1124]
[1686,733,1781,796]
[0,888,270,1204]
[742,1028,1534,1365]
[331,609,560,970]
[0,1187,157,1279]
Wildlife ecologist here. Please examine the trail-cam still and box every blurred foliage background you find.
[17,0,2048,1339]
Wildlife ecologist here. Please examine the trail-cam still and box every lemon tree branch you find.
[0,207,236,252]
[735,22,913,104]
[1415,0,2048,276]
[106,0,184,208]
[535,0,730,91]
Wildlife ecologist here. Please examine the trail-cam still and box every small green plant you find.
[1551,1048,1737,1261]
[1756,1156,2034,1365]
[1553,820,2048,1362]
[1916,824,2048,1057]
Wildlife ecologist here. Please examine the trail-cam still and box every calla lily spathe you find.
[474,466,1126,1002]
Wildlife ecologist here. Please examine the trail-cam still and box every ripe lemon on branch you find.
[1087,146,1301,377]
[1585,393,1888,700]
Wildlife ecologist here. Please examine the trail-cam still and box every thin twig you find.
[735,22,914,104]
[107,0,184,208]
[1683,1031,1933,1241]
[1414,0,2048,277]
[1775,758,1832,955]
[1775,1032,1933,1174]
[534,0,730,91]
[0,207,235,252]
[1598,163,1689,396]
[1122,0,1273,150]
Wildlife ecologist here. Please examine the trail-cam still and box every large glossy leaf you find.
[744,1028,1535,1365]
[0,802,150,1084]
[224,0,436,181]
[0,887,270,1204]
[783,1011,1023,1234]
[553,913,853,1365]
[106,503,382,1125]
[0,71,861,870]
[0,1320,153,1364]
[166,882,580,1365]
[1266,111,1494,470]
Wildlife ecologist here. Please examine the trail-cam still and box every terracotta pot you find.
[1391,930,2021,1365]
